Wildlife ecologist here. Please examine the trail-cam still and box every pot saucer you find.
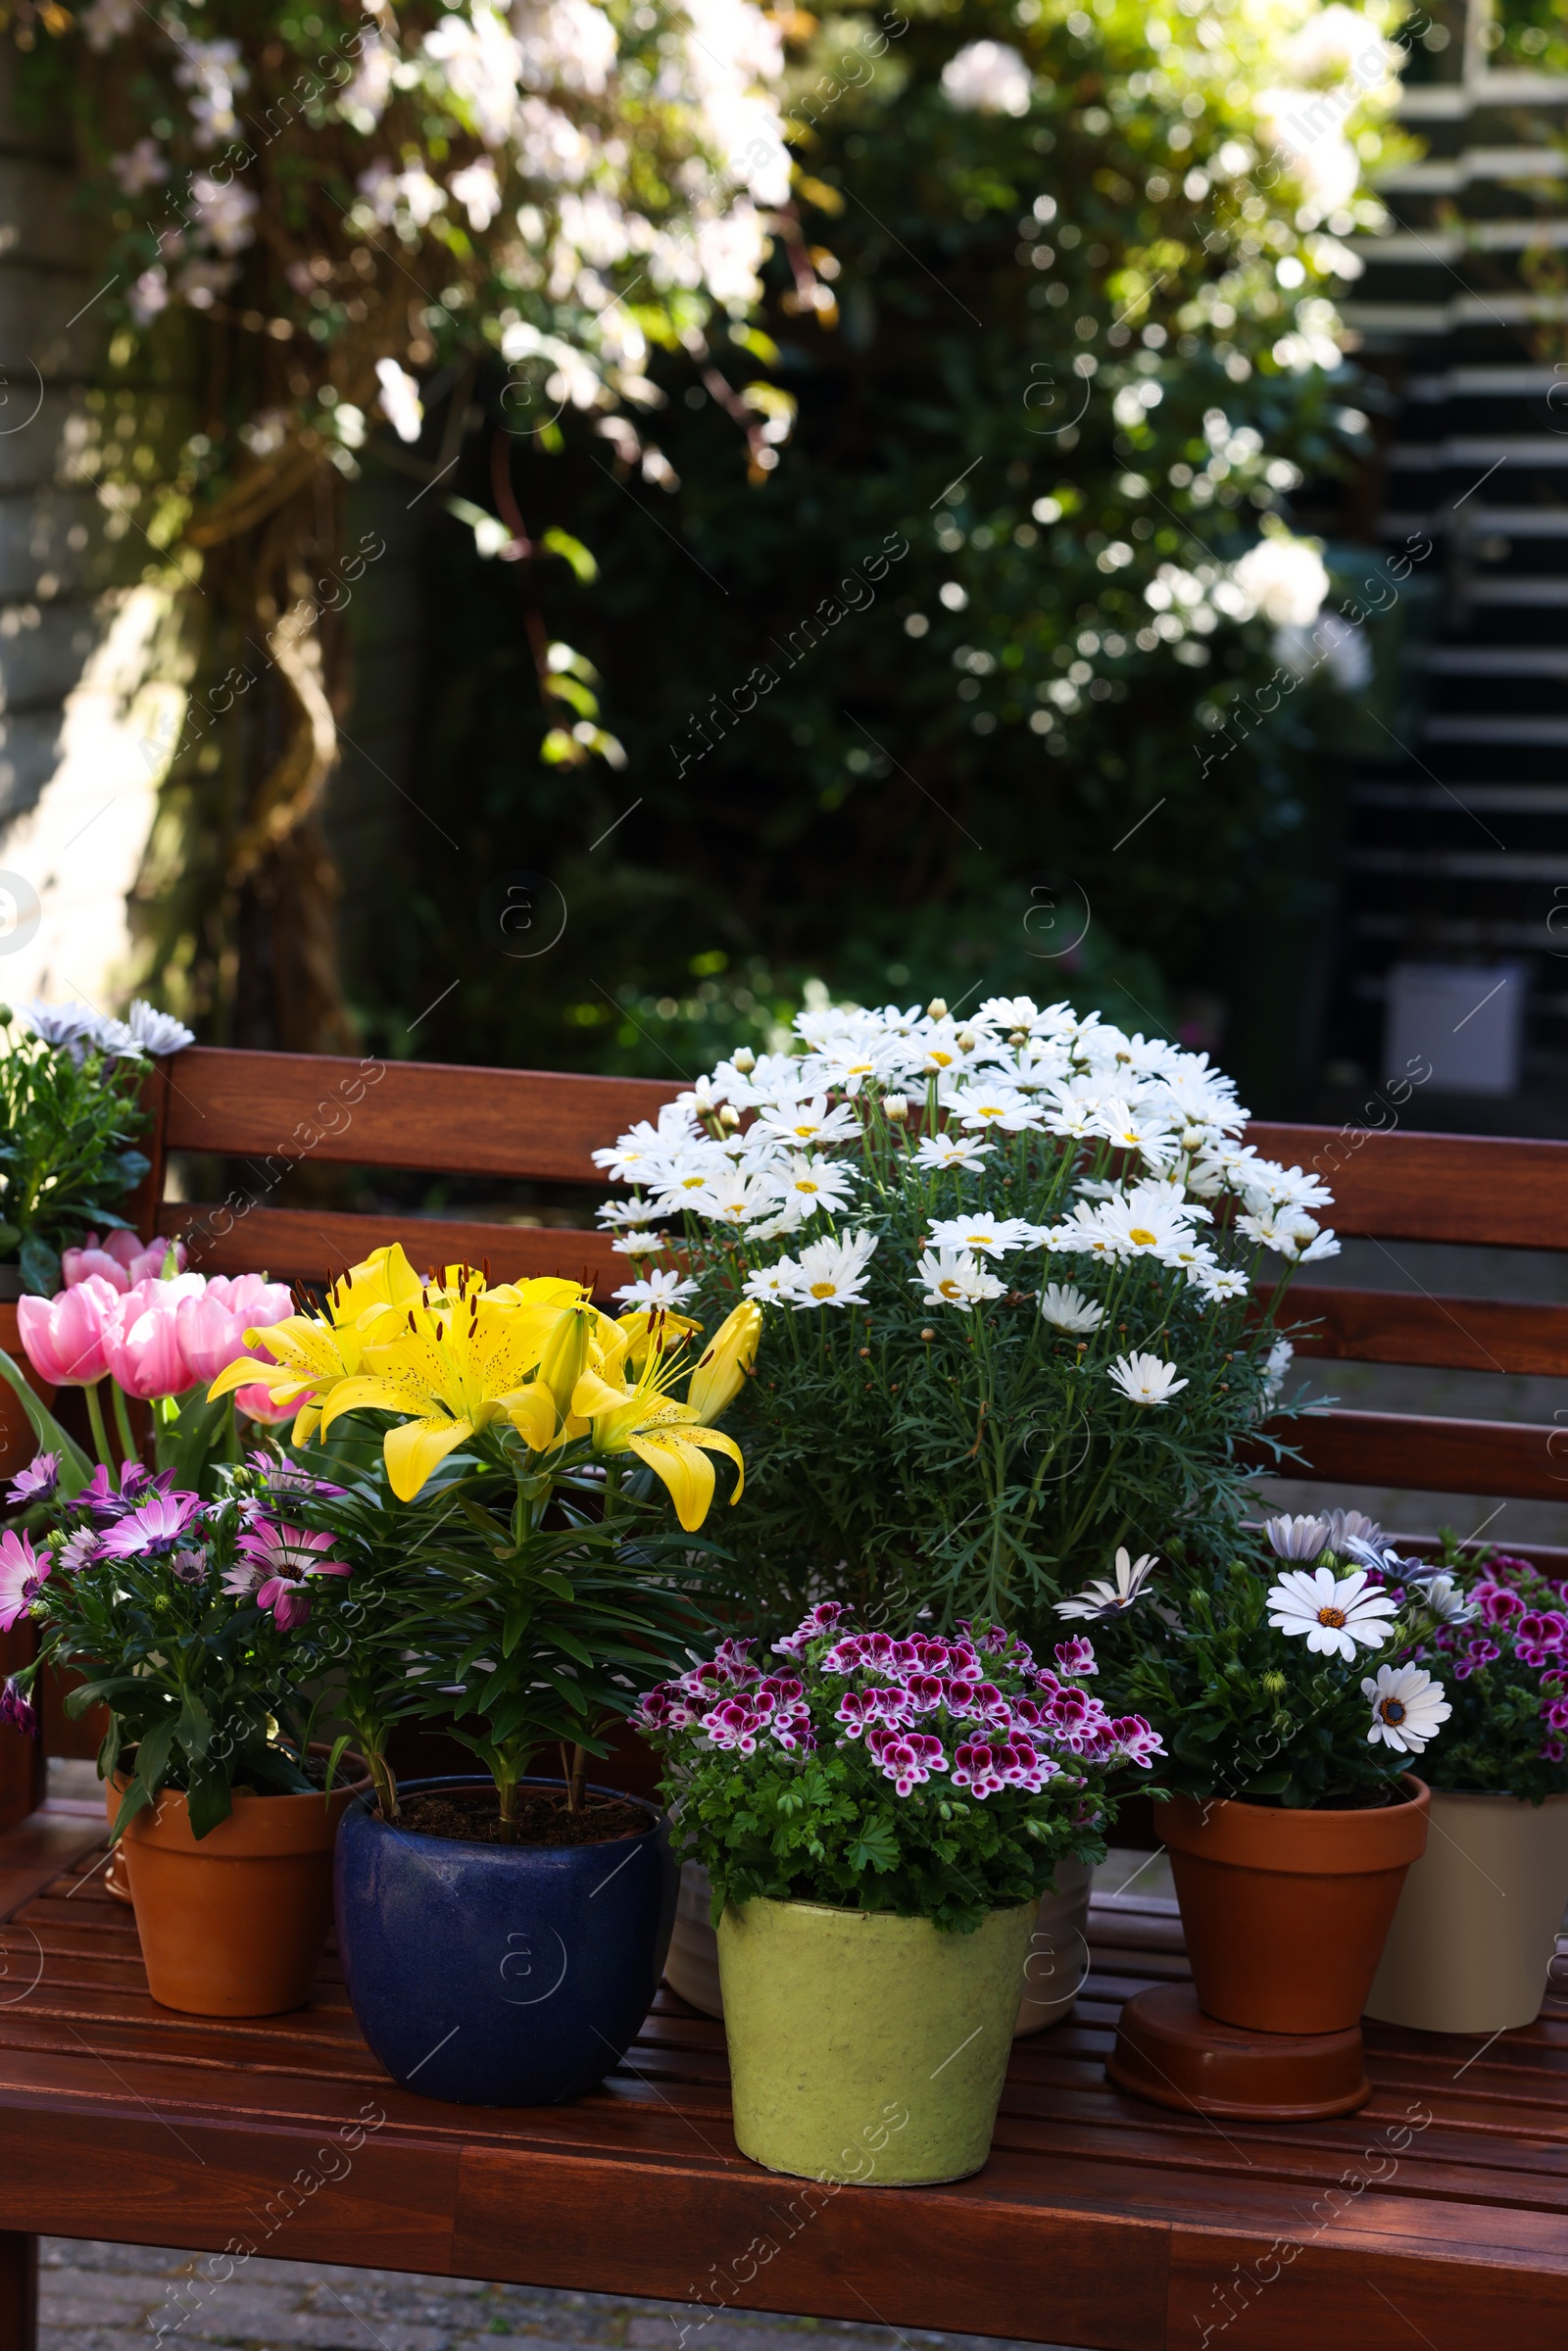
[1107,1983,1371,2121]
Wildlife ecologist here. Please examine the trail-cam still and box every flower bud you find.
[717,1102,740,1130]
[926,997,948,1018]
[884,1094,909,1123]
[956,1029,976,1053]
[732,1046,756,1073]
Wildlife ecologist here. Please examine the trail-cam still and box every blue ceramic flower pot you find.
[335,1776,677,2105]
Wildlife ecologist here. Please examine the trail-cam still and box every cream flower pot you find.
[1364,1788,1568,2034]
[663,1856,1091,2033]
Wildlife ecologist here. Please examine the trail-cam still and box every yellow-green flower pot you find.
[716,1896,1035,2184]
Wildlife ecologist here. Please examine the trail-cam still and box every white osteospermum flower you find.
[911,1248,1004,1313]
[1325,1508,1382,1555]
[912,1131,994,1174]
[1363,1664,1451,1755]
[779,1154,858,1215]
[1056,1547,1159,1621]
[1107,1351,1188,1407]
[1265,1513,1329,1561]
[756,1095,860,1150]
[1268,1566,1397,1661]
[941,38,1032,115]
[792,1229,878,1309]
[945,1080,1042,1133]
[1420,1574,1478,1627]
[742,1257,803,1305]
[612,1266,698,1307]
[926,1212,1037,1260]
[125,1000,195,1054]
[1039,1282,1104,1335]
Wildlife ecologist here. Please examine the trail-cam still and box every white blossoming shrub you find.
[593,993,1335,1638]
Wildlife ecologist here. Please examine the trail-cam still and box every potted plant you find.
[2,1441,368,2015]
[213,1246,760,2105]
[636,1605,1163,2184]
[1097,1512,1453,2042]
[1366,1544,1568,2034]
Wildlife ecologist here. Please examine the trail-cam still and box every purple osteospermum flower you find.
[235,1519,352,1633]
[0,1531,47,1630]
[0,1676,36,1738]
[170,1547,208,1586]
[100,1491,204,1559]
[57,1528,103,1575]
[6,1451,58,1507]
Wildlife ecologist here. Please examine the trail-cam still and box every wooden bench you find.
[1,1046,1566,2351]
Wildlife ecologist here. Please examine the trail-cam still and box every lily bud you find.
[732,1046,756,1073]
[537,1301,598,1421]
[686,1300,762,1424]
[926,997,948,1019]
[884,1094,909,1123]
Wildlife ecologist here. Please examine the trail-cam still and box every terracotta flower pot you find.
[1365,1788,1568,2034]
[1158,1777,1430,2034]
[118,1751,369,2017]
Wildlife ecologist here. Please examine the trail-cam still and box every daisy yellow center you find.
[930,1051,954,1066]
[1316,1605,1348,1629]
[1380,1696,1406,1725]
[939,1279,962,1298]
[1128,1226,1157,1247]
[797,1178,820,1193]
[809,1280,837,1299]
[791,1123,817,1137]
[679,1175,706,1189]
[977,1104,1004,1117]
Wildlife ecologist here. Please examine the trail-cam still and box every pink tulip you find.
[234,1383,302,1425]
[176,1275,293,1386]
[102,1273,206,1400]
[16,1277,122,1386]
[62,1230,186,1294]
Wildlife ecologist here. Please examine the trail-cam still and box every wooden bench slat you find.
[1260,1408,1568,1501]
[161,1049,678,1181]
[1279,1286,1568,1377]
[159,1203,620,1295]
[1248,1122,1568,1249]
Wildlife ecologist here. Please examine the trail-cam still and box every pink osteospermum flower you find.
[0,1531,46,1630]
[234,1520,351,1632]
[99,1491,204,1558]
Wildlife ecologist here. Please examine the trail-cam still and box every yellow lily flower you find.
[318,1278,599,1500]
[686,1301,762,1423]
[207,1310,367,1445]
[617,1304,703,1371]
[570,1350,746,1534]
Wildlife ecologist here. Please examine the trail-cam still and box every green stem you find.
[110,1381,139,1470]
[82,1382,115,1472]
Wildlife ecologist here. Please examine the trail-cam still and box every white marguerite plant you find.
[593,993,1336,1639]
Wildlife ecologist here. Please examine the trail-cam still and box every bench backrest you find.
[141,1048,1568,1519]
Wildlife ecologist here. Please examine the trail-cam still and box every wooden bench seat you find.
[0,1044,1565,2350]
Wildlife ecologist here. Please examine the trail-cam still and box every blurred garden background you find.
[0,0,1561,1133]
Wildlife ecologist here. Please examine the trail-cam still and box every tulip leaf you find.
[0,1348,93,1494]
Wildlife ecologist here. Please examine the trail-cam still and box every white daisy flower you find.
[611,1232,668,1258]
[1265,1513,1329,1561]
[910,1247,1004,1312]
[612,1266,698,1307]
[1039,1282,1104,1334]
[780,1154,858,1215]
[945,1080,1043,1133]
[596,1199,668,1230]
[1261,1337,1294,1403]
[792,1230,878,1309]
[650,1145,734,1207]
[1362,1663,1451,1754]
[1057,1546,1159,1621]
[1198,1265,1249,1302]
[912,1131,994,1174]
[1268,1566,1397,1660]
[979,994,1043,1032]
[756,1095,861,1150]
[1240,1160,1335,1217]
[1237,1207,1341,1263]
[1106,1351,1188,1407]
[926,1211,1037,1259]
[689,1169,785,1227]
[1093,1096,1179,1168]
[742,1257,803,1305]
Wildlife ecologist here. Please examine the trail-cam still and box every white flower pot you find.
[1364,1788,1568,2034]
[662,1855,1092,2032]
